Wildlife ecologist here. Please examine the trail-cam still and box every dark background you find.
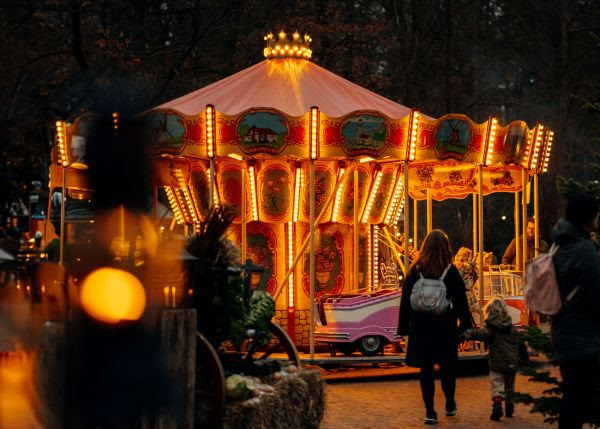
[1,0,599,255]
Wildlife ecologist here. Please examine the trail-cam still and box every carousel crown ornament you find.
[263,30,312,59]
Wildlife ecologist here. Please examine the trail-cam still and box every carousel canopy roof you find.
[155,58,425,118]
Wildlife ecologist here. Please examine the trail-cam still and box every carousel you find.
[50,32,554,360]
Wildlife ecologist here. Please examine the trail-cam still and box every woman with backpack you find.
[397,230,472,425]
[551,193,600,428]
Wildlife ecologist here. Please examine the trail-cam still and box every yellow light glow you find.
[112,112,119,130]
[393,195,405,225]
[362,171,383,223]
[55,120,68,167]
[541,129,555,173]
[485,117,498,165]
[409,111,420,160]
[287,221,294,307]
[264,31,312,59]
[248,165,258,221]
[227,153,242,161]
[165,186,184,224]
[310,107,319,159]
[359,156,374,163]
[530,125,544,169]
[205,105,215,158]
[331,167,346,222]
[521,129,535,167]
[293,166,303,222]
[384,176,403,225]
[80,268,146,324]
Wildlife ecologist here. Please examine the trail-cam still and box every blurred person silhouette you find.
[551,193,600,428]
[398,230,472,424]
[48,112,180,429]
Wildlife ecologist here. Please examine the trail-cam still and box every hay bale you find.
[222,370,324,429]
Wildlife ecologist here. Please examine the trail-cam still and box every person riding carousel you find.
[454,247,484,328]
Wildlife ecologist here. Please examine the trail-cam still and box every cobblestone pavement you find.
[322,372,555,428]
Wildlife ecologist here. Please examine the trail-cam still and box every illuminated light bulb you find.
[293,32,300,40]
[362,171,383,223]
[293,167,303,222]
[373,226,379,289]
[331,167,346,222]
[80,268,146,324]
[287,221,294,307]
[248,165,258,221]
[279,31,286,40]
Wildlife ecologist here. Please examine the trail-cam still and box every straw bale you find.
[222,370,324,429]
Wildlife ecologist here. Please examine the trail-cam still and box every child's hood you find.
[485,311,513,330]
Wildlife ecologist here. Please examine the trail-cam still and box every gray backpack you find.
[410,264,452,315]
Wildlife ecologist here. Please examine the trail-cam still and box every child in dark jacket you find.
[464,299,522,421]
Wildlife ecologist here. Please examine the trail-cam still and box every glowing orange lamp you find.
[80,267,146,324]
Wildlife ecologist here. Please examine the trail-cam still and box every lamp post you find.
[59,161,88,267]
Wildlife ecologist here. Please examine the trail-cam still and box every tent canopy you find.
[155,58,424,119]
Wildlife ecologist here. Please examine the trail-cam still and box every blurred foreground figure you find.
[39,113,179,428]
[551,194,600,429]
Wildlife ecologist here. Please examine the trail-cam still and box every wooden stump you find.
[152,309,197,429]
[34,321,65,429]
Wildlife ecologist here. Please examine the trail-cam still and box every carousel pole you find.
[45,168,54,246]
[478,164,484,303]
[309,159,315,360]
[426,189,432,233]
[274,166,353,301]
[472,193,478,255]
[403,161,410,272]
[413,197,418,249]
[534,173,540,257]
[522,170,528,270]
[241,163,247,262]
[353,168,359,292]
[59,166,66,267]
[514,190,521,269]
[309,106,318,360]
[209,159,215,207]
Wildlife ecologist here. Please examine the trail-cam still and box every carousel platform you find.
[297,347,489,381]
[300,349,488,367]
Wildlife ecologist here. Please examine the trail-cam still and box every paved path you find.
[322,372,555,428]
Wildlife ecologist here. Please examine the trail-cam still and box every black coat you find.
[398,264,472,368]
[551,218,600,363]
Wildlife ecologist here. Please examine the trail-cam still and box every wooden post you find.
[158,309,197,429]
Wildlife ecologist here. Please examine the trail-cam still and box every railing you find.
[479,265,523,299]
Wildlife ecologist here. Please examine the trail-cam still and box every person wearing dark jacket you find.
[398,229,472,425]
[551,193,600,429]
[501,217,549,266]
[464,299,522,421]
